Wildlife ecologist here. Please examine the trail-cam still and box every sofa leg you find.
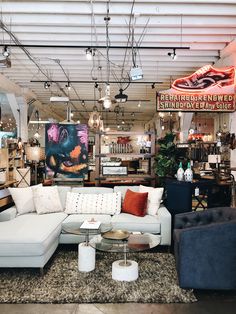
[39,267,44,276]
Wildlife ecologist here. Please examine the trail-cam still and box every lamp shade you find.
[25,147,45,162]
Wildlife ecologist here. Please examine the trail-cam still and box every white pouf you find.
[112,260,138,281]
[78,243,95,272]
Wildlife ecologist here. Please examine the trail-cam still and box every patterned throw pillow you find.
[33,186,64,214]
[65,192,121,215]
[139,185,164,216]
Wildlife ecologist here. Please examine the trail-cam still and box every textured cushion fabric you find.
[111,213,161,234]
[122,189,148,217]
[65,192,121,215]
[0,212,67,256]
[57,186,71,209]
[139,185,164,216]
[8,184,42,215]
[33,186,64,214]
[71,187,113,194]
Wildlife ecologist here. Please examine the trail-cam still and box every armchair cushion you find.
[174,207,236,290]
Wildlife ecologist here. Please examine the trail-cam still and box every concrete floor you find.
[0,301,236,314]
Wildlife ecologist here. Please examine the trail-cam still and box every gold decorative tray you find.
[102,230,130,240]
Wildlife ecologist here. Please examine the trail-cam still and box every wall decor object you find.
[102,166,128,176]
[45,123,88,178]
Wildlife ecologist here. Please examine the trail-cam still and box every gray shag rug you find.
[0,250,197,304]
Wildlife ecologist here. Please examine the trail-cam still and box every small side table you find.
[112,242,138,281]
[78,242,96,272]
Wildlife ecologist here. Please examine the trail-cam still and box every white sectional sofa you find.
[0,185,171,271]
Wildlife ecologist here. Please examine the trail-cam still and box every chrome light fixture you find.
[98,84,116,109]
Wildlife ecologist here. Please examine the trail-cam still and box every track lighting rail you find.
[0,44,190,50]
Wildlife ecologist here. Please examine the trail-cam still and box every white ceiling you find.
[0,0,236,130]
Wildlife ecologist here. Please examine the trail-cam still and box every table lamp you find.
[25,147,45,185]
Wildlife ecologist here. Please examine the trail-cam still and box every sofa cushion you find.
[65,191,121,215]
[0,212,67,256]
[33,186,64,214]
[139,185,164,216]
[62,214,112,231]
[57,186,71,209]
[122,189,148,217]
[8,184,42,215]
[111,213,161,234]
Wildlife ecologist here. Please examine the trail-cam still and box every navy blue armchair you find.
[174,207,236,290]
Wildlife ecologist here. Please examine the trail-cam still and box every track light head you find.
[44,81,50,89]
[86,48,95,60]
[65,82,71,90]
[151,83,155,89]
[168,48,177,60]
[2,45,10,57]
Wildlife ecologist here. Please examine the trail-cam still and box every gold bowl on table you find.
[102,230,130,240]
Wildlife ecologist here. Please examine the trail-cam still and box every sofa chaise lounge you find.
[0,185,171,271]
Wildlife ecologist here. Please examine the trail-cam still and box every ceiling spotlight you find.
[130,66,143,81]
[86,48,95,60]
[137,101,141,108]
[168,48,177,60]
[65,82,71,90]
[95,82,99,88]
[115,89,128,103]
[81,100,85,106]
[2,45,10,57]
[44,81,51,89]
[151,83,155,89]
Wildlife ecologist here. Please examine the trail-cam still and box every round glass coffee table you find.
[62,222,112,272]
[90,232,161,281]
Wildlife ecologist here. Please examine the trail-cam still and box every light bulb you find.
[103,98,112,109]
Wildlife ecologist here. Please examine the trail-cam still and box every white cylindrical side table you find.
[78,242,95,272]
[112,260,138,281]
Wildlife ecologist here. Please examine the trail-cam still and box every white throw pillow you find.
[33,186,64,214]
[65,191,121,215]
[8,184,42,215]
[139,185,164,216]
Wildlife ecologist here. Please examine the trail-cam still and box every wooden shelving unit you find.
[0,141,24,182]
[95,131,156,187]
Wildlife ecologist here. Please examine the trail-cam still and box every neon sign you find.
[156,65,236,112]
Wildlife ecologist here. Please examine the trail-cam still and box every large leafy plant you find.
[154,132,178,179]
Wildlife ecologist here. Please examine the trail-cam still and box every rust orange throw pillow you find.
[122,189,148,217]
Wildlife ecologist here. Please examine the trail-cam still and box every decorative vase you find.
[184,162,193,182]
[177,162,184,181]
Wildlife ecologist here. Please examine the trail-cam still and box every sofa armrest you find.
[0,206,17,222]
[158,205,172,246]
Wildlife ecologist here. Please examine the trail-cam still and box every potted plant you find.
[154,132,179,185]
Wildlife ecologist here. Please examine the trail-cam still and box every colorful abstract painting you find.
[45,123,88,178]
